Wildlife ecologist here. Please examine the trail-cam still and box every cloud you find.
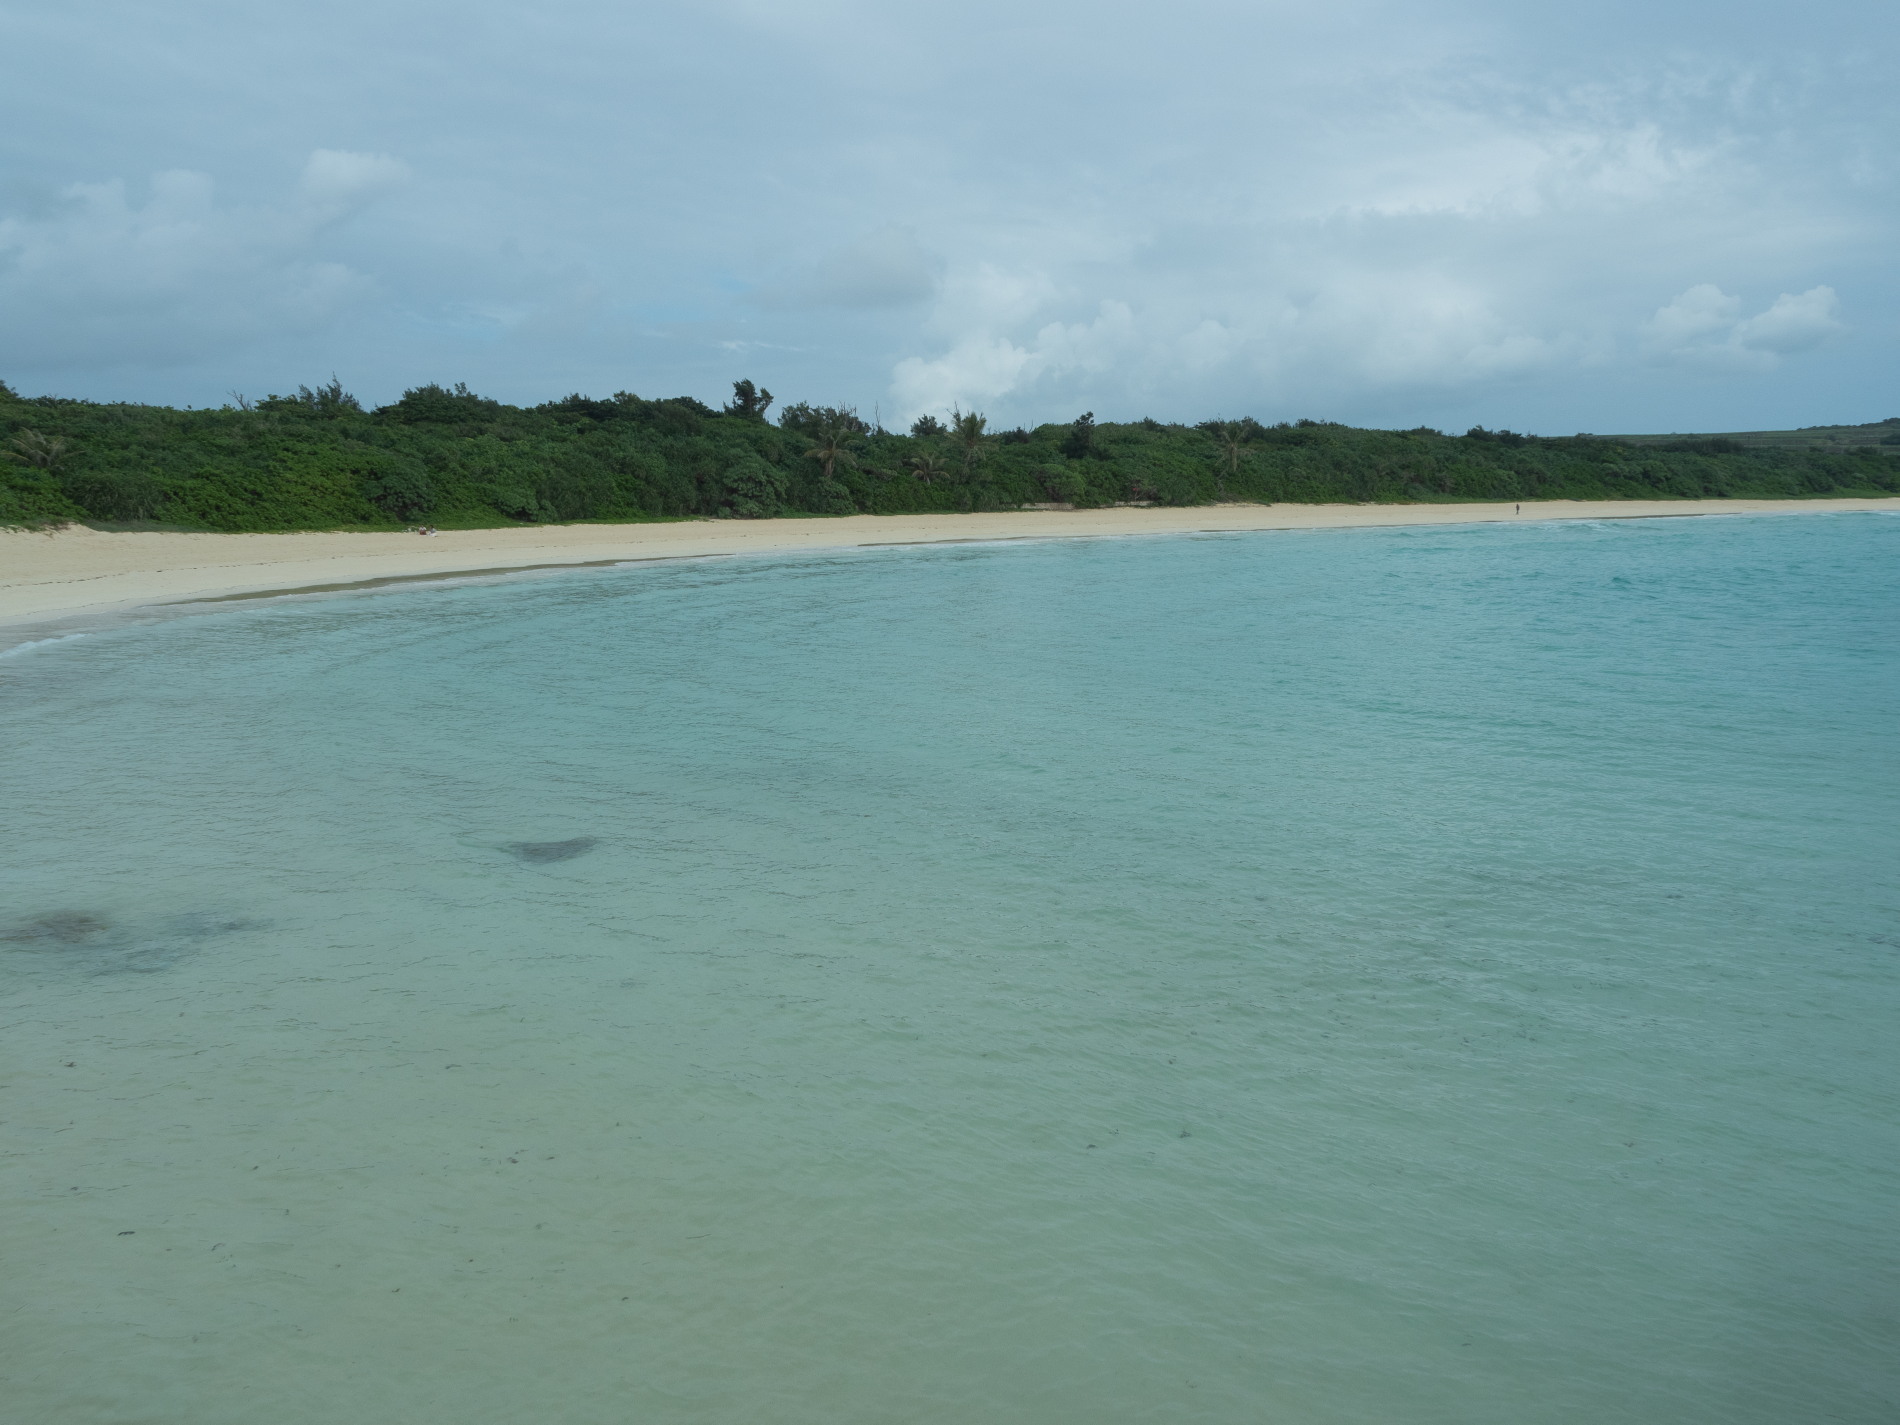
[1645,283,1740,350]
[751,225,941,309]
[0,151,407,373]
[885,226,1595,421]
[1734,286,1843,354]
[892,300,1136,417]
[868,40,1870,422]
[1643,283,1841,370]
[0,0,1889,427]
[298,149,410,223]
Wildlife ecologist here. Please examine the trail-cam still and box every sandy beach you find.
[2,498,1894,637]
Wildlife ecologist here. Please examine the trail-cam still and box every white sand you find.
[3,499,1895,634]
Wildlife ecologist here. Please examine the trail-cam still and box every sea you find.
[3,511,1897,1424]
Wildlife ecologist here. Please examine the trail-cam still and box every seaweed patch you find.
[2,910,261,976]
[504,837,601,864]
[2,911,112,945]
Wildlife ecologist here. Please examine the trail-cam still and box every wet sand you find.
[3,498,1895,635]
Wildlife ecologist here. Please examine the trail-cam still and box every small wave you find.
[0,632,89,660]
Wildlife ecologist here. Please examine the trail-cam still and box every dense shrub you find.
[2,377,1894,530]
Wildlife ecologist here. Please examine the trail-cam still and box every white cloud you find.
[891,300,1136,419]
[887,248,1580,421]
[1733,286,1843,354]
[0,0,1888,426]
[1645,283,1740,349]
[1643,283,1841,370]
[298,149,410,223]
[870,43,1867,422]
[890,335,1032,417]
[0,151,407,371]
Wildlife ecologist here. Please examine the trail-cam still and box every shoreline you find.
[3,498,1895,639]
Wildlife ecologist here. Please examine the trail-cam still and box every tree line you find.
[1,376,1894,531]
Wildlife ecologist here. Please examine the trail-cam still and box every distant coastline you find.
[4,498,1896,640]
[4,378,1898,533]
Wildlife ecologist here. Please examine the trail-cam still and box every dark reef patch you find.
[3,911,112,945]
[505,837,601,864]
[3,910,261,976]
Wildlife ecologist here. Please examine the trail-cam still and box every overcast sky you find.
[0,0,1892,431]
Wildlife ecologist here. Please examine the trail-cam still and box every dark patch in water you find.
[2,911,111,945]
[167,913,263,940]
[505,837,600,864]
[3,910,262,976]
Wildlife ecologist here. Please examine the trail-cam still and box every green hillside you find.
[1606,417,1900,451]
[2,377,1895,531]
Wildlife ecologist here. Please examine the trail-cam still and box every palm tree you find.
[5,429,74,472]
[949,408,990,482]
[804,420,860,483]
[906,451,949,486]
[1208,421,1255,497]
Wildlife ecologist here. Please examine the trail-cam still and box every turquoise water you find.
[3,513,1897,1424]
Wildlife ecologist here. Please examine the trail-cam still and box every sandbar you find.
[3,499,1895,638]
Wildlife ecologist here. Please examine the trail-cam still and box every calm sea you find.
[4,513,1897,1424]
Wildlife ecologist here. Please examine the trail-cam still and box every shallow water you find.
[4,514,1897,1424]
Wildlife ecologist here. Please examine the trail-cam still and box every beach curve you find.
[3,498,1895,639]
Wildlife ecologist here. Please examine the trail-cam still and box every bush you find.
[380,382,503,425]
[712,454,790,518]
[4,382,1892,531]
[0,469,81,525]
[61,468,163,521]
[361,456,436,521]
[161,446,380,530]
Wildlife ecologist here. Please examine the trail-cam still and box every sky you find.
[0,0,1892,433]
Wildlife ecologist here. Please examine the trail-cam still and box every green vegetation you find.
[2,377,1895,531]
[1607,417,1900,452]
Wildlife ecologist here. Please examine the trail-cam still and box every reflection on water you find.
[3,515,1898,1425]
